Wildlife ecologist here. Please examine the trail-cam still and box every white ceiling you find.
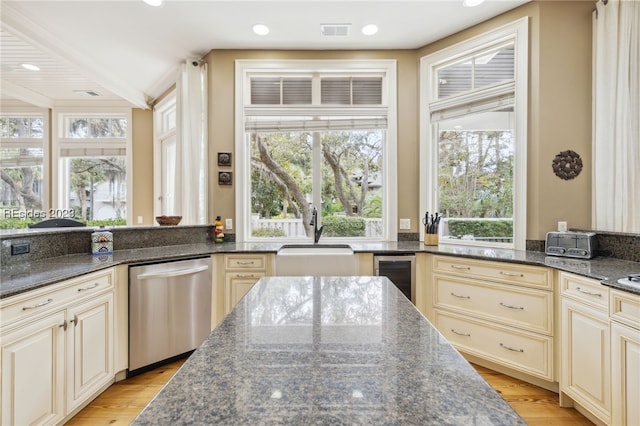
[0,0,529,109]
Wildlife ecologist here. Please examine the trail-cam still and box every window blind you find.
[429,82,515,122]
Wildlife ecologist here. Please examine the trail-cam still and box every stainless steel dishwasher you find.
[129,257,212,375]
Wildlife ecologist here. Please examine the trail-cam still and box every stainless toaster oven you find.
[545,231,597,259]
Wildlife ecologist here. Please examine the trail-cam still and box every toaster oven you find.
[545,231,597,259]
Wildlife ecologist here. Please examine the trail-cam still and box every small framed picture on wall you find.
[218,171,232,185]
[217,152,232,166]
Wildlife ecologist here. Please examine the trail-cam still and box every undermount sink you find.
[275,244,356,276]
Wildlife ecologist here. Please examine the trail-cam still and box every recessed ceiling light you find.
[253,24,270,36]
[361,24,379,36]
[463,0,486,7]
[21,63,40,71]
[143,0,162,6]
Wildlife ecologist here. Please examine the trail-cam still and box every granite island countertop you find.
[1,241,639,298]
[131,276,527,426]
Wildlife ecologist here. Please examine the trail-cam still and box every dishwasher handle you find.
[136,265,209,280]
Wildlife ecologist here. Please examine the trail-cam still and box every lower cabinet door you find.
[225,273,264,314]
[561,297,611,424]
[67,292,114,413]
[611,321,640,426]
[1,311,66,426]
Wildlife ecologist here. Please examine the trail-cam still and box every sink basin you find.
[276,244,356,276]
[277,244,353,255]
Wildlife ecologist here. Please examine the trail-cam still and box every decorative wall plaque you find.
[217,152,231,166]
[552,150,583,180]
[218,171,232,185]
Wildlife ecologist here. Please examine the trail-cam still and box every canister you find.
[91,229,113,255]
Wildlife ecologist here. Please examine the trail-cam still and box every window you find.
[420,19,528,249]
[236,60,397,242]
[153,92,179,216]
[53,109,132,225]
[0,109,48,226]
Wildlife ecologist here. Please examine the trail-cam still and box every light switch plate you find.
[225,218,233,229]
[399,218,410,229]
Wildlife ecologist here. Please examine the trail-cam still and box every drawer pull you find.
[236,274,255,278]
[499,271,524,278]
[236,261,255,266]
[69,314,78,326]
[451,292,471,299]
[499,302,524,310]
[450,265,471,271]
[500,343,524,353]
[451,328,471,337]
[59,320,67,331]
[22,298,53,311]
[576,286,602,297]
[78,282,100,292]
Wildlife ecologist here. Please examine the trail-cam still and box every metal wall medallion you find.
[552,150,583,180]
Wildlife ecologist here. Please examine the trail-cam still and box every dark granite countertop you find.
[131,276,527,426]
[1,241,639,299]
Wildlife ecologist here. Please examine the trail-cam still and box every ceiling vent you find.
[320,24,351,37]
[73,90,100,97]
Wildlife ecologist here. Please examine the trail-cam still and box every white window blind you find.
[429,82,515,122]
[244,106,388,132]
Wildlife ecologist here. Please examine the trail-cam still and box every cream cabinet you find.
[610,289,640,426]
[428,255,555,383]
[0,268,115,425]
[559,272,611,425]
[0,311,66,425]
[223,254,273,315]
[66,292,114,413]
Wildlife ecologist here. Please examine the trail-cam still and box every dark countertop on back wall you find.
[1,240,639,299]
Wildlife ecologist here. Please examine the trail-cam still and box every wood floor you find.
[67,359,593,425]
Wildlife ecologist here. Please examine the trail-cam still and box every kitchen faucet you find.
[310,207,324,244]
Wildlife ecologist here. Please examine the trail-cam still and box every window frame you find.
[52,107,132,224]
[153,91,179,217]
[0,106,50,212]
[419,18,528,250]
[235,59,398,243]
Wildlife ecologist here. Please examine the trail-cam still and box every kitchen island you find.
[132,276,525,425]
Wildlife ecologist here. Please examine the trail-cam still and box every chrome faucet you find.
[310,207,324,244]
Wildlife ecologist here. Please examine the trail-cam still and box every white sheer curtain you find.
[593,0,640,233]
[176,60,208,224]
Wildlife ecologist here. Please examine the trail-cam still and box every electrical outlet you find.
[11,243,30,255]
[225,218,233,229]
[399,218,411,229]
[137,216,143,224]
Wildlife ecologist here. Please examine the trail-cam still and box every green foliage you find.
[87,218,126,227]
[252,227,287,237]
[448,219,513,238]
[438,130,513,219]
[363,194,382,218]
[322,215,366,237]
[0,217,38,229]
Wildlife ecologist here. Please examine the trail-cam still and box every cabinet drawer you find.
[432,255,552,290]
[610,289,640,330]
[0,268,114,329]
[433,274,553,335]
[559,272,609,309]
[435,309,553,380]
[225,254,266,270]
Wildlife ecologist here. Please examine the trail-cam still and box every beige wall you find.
[415,1,594,240]
[205,49,420,233]
[156,0,595,240]
[131,108,154,225]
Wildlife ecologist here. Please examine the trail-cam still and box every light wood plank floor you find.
[67,360,593,425]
